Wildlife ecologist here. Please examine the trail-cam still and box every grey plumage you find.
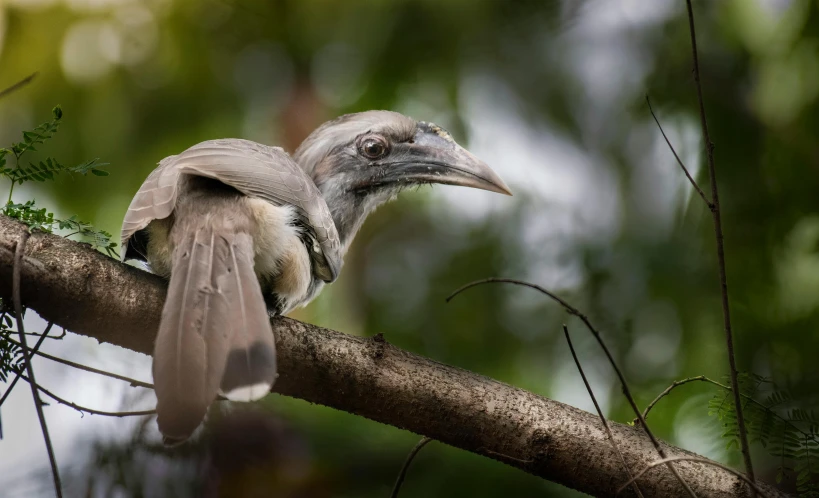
[122,140,341,442]
[154,187,274,441]
[295,111,511,252]
[122,139,341,282]
[123,111,510,443]
[296,111,416,178]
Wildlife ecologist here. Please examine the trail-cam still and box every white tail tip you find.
[220,382,273,402]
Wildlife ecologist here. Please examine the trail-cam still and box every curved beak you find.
[377,122,512,196]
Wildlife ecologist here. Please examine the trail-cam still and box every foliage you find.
[0,312,22,384]
[2,201,117,257]
[4,105,61,161]
[0,107,116,257]
[2,157,108,189]
[709,373,819,496]
[0,106,118,406]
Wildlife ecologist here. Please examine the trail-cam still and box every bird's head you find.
[295,110,511,250]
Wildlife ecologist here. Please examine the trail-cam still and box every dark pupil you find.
[365,142,383,156]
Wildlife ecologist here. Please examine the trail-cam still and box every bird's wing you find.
[121,154,179,260]
[121,138,341,282]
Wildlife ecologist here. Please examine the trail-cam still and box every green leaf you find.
[2,199,57,232]
[0,336,23,383]
[70,158,109,175]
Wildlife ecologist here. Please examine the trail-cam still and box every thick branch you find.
[0,216,785,498]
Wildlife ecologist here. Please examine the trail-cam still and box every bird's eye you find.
[358,137,389,160]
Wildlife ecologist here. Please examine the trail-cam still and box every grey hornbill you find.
[121,111,511,442]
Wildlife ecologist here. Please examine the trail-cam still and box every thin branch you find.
[448,278,697,497]
[0,321,53,441]
[390,437,432,498]
[0,321,55,408]
[563,324,645,498]
[0,73,38,100]
[1,326,66,340]
[481,448,533,465]
[3,336,153,389]
[685,0,756,487]
[4,339,229,401]
[642,375,709,421]
[13,232,62,497]
[645,95,711,207]
[641,375,819,445]
[18,374,155,418]
[616,457,770,498]
[1,330,63,339]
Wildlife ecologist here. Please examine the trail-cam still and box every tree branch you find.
[3,336,154,390]
[642,375,711,422]
[0,215,786,497]
[0,72,38,100]
[0,322,54,408]
[391,437,432,498]
[563,324,645,498]
[645,95,711,207]
[685,0,756,488]
[17,374,155,418]
[640,375,818,446]
[449,278,696,497]
[617,457,771,498]
[12,231,62,498]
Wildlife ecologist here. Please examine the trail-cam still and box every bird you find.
[121,110,511,443]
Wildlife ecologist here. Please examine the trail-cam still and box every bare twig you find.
[616,457,770,498]
[18,374,155,418]
[481,448,533,465]
[390,437,432,498]
[1,325,66,340]
[4,339,230,401]
[13,232,62,497]
[685,0,755,487]
[0,73,38,100]
[563,324,645,498]
[645,96,711,207]
[0,321,53,440]
[448,278,697,497]
[641,375,818,445]
[3,336,153,389]
[642,375,709,421]
[0,322,55,408]
[1,329,64,339]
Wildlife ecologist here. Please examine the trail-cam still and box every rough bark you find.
[0,215,786,498]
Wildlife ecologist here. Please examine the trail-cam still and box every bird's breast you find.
[144,194,316,314]
[247,198,314,312]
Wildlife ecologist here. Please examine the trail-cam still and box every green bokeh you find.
[1,0,818,496]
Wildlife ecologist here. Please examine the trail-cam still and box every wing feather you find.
[121,139,341,282]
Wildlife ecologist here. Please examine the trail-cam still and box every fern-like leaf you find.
[9,106,62,159]
[708,375,819,495]
[0,311,23,384]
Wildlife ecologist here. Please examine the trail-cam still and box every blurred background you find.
[0,0,817,496]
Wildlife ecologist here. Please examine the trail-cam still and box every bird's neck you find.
[317,175,395,256]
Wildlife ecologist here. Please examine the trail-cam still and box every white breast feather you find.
[247,199,312,310]
[144,198,313,313]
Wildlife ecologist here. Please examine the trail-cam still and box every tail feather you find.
[217,232,277,401]
[153,217,276,442]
